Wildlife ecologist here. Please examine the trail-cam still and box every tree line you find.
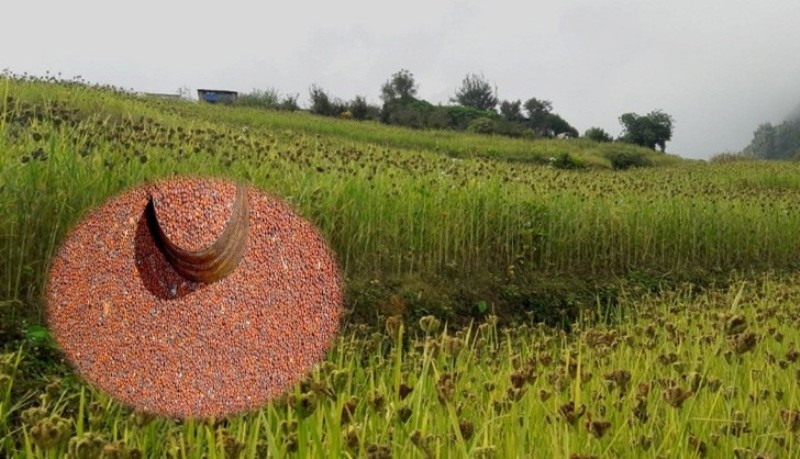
[236,69,675,152]
[744,118,800,160]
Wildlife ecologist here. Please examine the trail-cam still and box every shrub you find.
[237,88,280,109]
[309,84,334,116]
[446,106,499,130]
[550,152,584,170]
[278,93,300,111]
[382,98,434,128]
[388,106,426,129]
[349,96,369,120]
[348,96,381,121]
[492,119,525,138]
[604,151,653,170]
[584,127,613,143]
[428,108,452,130]
[467,117,495,135]
[330,98,349,117]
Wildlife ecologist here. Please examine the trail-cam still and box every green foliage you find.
[237,88,299,112]
[380,99,489,131]
[382,98,433,128]
[309,85,346,117]
[744,120,800,159]
[499,100,524,123]
[541,112,579,138]
[451,73,499,111]
[278,93,300,111]
[603,150,654,170]
[584,127,613,143]
[374,71,578,140]
[309,84,334,116]
[24,325,53,346]
[747,123,778,158]
[255,69,584,143]
[236,88,280,109]
[380,69,417,103]
[521,98,578,138]
[444,105,499,131]
[550,152,585,170]
[427,107,452,130]
[348,95,379,121]
[618,110,674,151]
[467,117,495,135]
[523,98,552,118]
[491,119,526,138]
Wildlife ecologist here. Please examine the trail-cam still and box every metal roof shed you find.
[197,89,238,104]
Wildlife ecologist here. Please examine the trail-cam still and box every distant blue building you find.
[197,89,238,104]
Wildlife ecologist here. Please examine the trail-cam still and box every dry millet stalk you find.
[46,177,344,419]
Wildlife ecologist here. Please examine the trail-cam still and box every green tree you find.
[499,100,524,123]
[379,69,424,126]
[309,84,333,116]
[584,127,613,143]
[278,93,299,111]
[349,96,370,120]
[308,85,348,117]
[521,98,577,138]
[451,73,499,111]
[380,69,418,103]
[744,121,800,160]
[543,113,579,138]
[523,98,554,136]
[618,110,674,151]
[523,98,553,119]
[746,123,777,158]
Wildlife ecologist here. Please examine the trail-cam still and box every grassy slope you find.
[4,77,800,459]
[4,76,683,168]
[170,102,685,169]
[4,77,800,329]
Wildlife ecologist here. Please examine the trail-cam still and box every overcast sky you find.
[6,0,800,159]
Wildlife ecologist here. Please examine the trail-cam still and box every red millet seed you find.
[45,177,344,419]
[150,178,236,251]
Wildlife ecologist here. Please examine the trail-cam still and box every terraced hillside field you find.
[3,76,800,458]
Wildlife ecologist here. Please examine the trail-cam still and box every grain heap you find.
[45,177,343,419]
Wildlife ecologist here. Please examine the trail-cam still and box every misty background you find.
[5,0,800,159]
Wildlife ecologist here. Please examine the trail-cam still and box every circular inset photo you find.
[46,177,344,419]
